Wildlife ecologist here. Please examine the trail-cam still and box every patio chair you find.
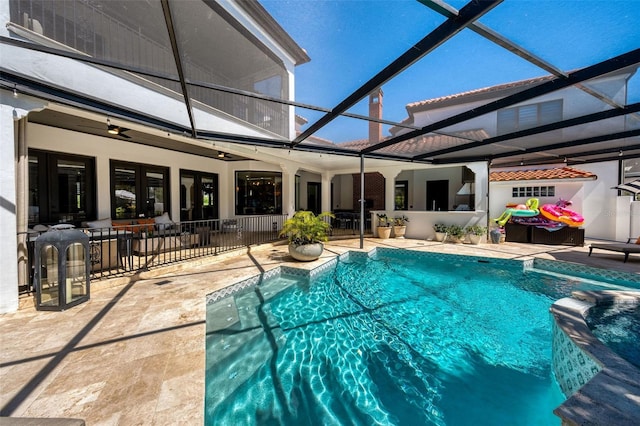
[588,237,640,263]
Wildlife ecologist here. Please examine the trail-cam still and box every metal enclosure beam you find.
[291,0,502,146]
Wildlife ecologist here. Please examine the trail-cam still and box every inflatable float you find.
[539,200,584,227]
[494,198,540,226]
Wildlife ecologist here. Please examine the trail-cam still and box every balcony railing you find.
[17,215,287,295]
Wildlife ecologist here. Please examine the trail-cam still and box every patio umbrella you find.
[115,189,136,200]
[612,179,640,195]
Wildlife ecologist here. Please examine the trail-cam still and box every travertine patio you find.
[0,238,638,425]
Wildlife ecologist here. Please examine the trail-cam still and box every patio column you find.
[380,168,402,213]
[321,172,334,212]
[0,92,46,314]
[280,164,297,216]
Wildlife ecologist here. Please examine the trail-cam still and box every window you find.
[235,171,282,215]
[395,181,408,210]
[110,161,169,219]
[180,170,218,221]
[28,150,96,226]
[512,186,555,198]
[622,158,640,201]
[497,100,562,135]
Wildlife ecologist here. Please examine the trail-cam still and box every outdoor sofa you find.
[588,237,640,263]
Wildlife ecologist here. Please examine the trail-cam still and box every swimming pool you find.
[587,302,640,369]
[205,249,629,425]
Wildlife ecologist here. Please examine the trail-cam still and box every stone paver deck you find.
[1,238,638,424]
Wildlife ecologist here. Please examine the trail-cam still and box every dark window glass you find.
[395,180,408,210]
[497,99,562,135]
[111,161,169,219]
[235,171,282,215]
[28,150,96,226]
[180,170,218,221]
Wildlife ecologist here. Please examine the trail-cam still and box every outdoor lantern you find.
[34,228,90,311]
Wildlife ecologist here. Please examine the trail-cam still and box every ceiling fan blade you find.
[118,127,132,138]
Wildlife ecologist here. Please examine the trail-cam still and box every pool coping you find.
[551,291,640,425]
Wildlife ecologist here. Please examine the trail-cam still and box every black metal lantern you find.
[34,228,90,310]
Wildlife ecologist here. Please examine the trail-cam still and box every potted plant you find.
[465,225,487,245]
[376,213,392,239]
[433,223,447,242]
[279,211,334,261]
[393,215,409,238]
[446,224,466,243]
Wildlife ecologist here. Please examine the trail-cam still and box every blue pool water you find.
[587,303,640,369]
[205,250,626,425]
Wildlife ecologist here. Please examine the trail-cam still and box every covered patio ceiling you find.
[1,0,639,169]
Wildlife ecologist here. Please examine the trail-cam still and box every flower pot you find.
[393,225,406,238]
[434,232,447,242]
[447,235,464,244]
[490,229,502,244]
[377,227,392,239]
[468,234,482,245]
[288,242,324,261]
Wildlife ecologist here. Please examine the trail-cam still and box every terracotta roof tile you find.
[339,129,490,156]
[490,167,597,182]
[406,75,554,110]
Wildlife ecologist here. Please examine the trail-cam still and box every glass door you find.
[180,170,218,221]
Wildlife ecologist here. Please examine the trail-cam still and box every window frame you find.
[110,160,170,219]
[394,180,409,210]
[497,99,563,135]
[28,149,96,226]
[235,171,282,215]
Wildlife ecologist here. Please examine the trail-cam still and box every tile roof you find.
[490,167,597,182]
[338,129,490,157]
[405,75,555,110]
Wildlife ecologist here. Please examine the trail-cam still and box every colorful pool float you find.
[539,202,584,227]
[494,198,540,226]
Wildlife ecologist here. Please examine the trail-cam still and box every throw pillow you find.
[87,218,112,229]
[154,212,174,230]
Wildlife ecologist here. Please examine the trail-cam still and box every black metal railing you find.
[17,214,287,294]
[330,211,372,236]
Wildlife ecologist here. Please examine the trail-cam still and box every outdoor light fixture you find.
[619,150,623,157]
[107,118,119,135]
[217,151,225,158]
[13,84,17,98]
[106,118,131,138]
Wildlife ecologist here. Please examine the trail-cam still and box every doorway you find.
[426,180,448,211]
[180,170,219,221]
[307,182,321,214]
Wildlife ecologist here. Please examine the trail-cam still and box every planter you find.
[377,227,392,239]
[288,242,324,261]
[393,225,406,238]
[434,232,447,242]
[468,234,482,245]
[447,235,464,244]
[490,229,502,244]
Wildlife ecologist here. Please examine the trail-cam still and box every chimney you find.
[369,88,383,143]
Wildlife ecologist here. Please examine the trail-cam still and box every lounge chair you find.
[588,238,640,263]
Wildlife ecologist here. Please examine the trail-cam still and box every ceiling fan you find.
[106,118,132,139]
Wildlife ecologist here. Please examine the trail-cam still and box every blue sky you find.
[261,0,640,143]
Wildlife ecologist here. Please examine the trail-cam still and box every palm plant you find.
[279,211,334,246]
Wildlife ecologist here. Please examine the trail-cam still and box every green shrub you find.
[279,211,334,245]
